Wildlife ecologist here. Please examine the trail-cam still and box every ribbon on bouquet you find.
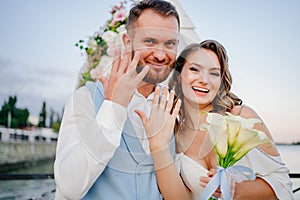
[199,165,256,200]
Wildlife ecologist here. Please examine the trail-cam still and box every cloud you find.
[0,56,75,117]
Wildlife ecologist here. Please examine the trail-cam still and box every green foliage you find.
[51,121,61,133]
[0,96,62,133]
[38,101,47,127]
[75,1,130,88]
[50,110,61,133]
[0,96,29,128]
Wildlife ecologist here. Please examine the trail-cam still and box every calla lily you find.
[204,112,271,168]
[204,124,223,145]
[233,129,271,161]
[226,112,262,129]
[207,112,225,126]
[231,128,259,153]
[225,118,240,146]
[215,128,228,159]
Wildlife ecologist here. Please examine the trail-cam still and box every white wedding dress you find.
[175,147,294,200]
[175,153,208,200]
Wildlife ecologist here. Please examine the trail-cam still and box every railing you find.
[0,127,57,143]
[290,173,300,193]
[0,173,54,180]
[0,173,299,194]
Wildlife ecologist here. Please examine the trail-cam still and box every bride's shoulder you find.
[231,104,259,118]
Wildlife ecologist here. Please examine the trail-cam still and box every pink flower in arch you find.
[110,10,126,26]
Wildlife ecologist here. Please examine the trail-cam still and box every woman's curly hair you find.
[168,40,242,133]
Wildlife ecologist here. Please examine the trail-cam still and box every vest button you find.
[136,166,143,175]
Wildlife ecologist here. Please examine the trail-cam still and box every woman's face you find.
[180,48,222,108]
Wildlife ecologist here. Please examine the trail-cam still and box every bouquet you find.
[200,112,272,200]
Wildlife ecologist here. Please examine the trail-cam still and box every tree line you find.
[0,96,62,133]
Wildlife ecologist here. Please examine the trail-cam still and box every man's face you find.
[127,9,179,83]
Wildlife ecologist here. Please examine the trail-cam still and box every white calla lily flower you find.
[233,129,271,161]
[225,118,240,146]
[226,112,262,129]
[204,112,271,168]
[215,129,228,159]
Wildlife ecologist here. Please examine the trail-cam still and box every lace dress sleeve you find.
[241,147,294,199]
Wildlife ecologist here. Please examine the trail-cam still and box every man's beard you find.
[131,47,175,83]
[136,64,172,83]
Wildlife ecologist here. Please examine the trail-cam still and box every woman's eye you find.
[210,72,220,77]
[189,67,199,72]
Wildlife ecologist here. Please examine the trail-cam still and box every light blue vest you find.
[83,81,175,200]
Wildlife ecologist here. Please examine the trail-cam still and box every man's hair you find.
[127,0,180,30]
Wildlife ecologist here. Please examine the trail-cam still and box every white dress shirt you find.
[127,89,154,154]
[54,85,155,199]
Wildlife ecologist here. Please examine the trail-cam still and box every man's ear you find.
[122,33,131,46]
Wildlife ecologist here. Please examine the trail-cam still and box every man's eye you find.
[165,41,176,47]
[144,39,155,44]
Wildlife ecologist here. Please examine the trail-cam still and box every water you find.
[0,179,55,200]
[0,160,55,200]
[277,144,300,173]
[0,145,299,199]
[277,144,300,200]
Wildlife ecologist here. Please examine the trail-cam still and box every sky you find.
[0,0,299,143]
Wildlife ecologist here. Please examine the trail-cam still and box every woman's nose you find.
[197,71,208,83]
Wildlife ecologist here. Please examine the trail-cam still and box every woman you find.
[136,40,294,199]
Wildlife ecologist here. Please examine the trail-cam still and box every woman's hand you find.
[200,168,222,199]
[135,86,181,152]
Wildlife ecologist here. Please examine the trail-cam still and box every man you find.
[54,0,180,199]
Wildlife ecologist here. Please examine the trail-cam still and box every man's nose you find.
[153,47,167,61]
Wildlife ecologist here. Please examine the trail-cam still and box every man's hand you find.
[99,46,149,107]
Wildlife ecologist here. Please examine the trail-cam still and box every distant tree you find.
[51,112,61,133]
[49,108,54,128]
[15,108,29,127]
[0,101,9,126]
[38,101,47,128]
[0,96,30,128]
